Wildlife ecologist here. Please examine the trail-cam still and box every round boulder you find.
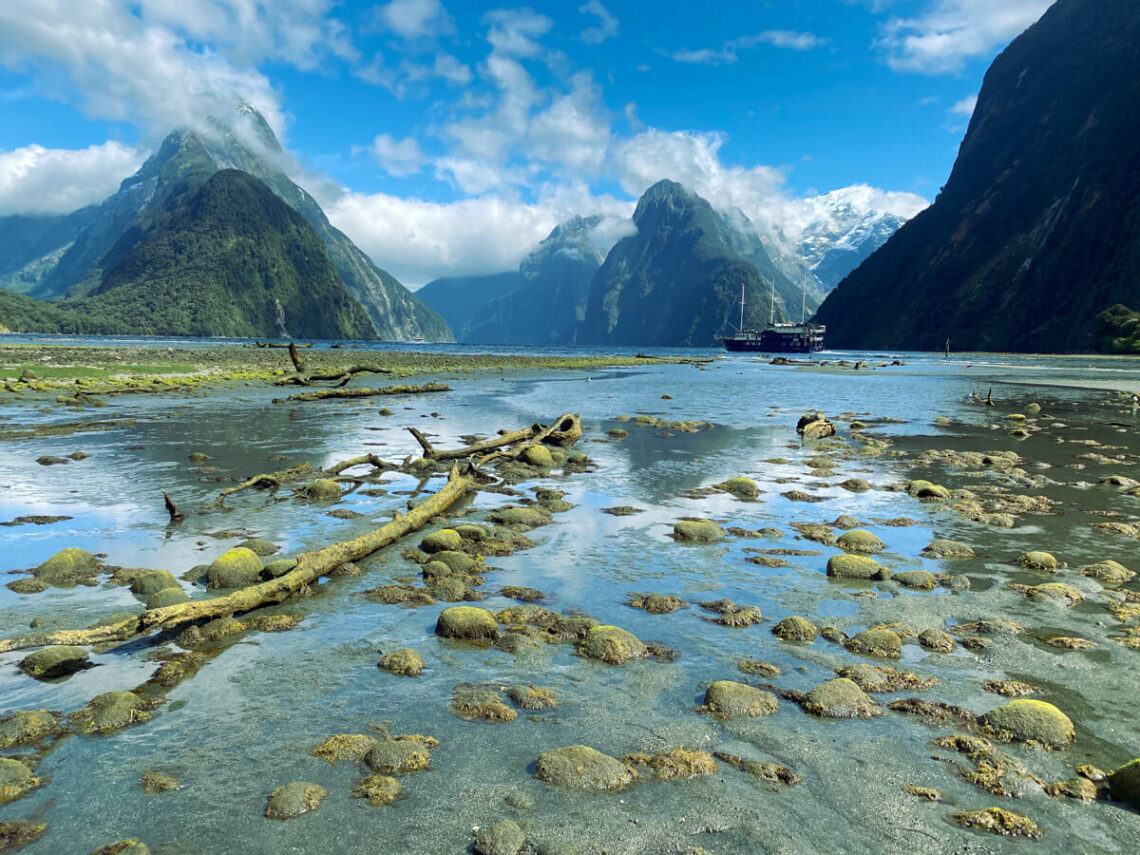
[801,678,881,718]
[206,547,263,590]
[421,529,463,554]
[836,530,885,554]
[826,554,889,581]
[579,626,647,665]
[19,645,91,679]
[700,681,779,718]
[672,519,724,543]
[435,606,499,642]
[534,745,635,790]
[265,781,327,819]
[982,699,1075,748]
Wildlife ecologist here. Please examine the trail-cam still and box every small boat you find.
[409,335,426,344]
[719,282,825,354]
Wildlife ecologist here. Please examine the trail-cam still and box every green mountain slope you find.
[580,180,786,347]
[0,170,374,338]
[814,0,1140,352]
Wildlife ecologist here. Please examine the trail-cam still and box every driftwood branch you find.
[288,341,305,373]
[162,491,186,523]
[272,382,448,403]
[406,414,581,463]
[322,453,392,476]
[274,365,393,387]
[0,466,474,654]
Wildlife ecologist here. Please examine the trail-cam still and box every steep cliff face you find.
[417,215,608,344]
[581,180,786,347]
[2,106,452,341]
[814,0,1140,352]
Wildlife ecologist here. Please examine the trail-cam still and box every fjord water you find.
[2,346,1140,854]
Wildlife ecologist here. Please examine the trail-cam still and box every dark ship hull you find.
[721,323,825,354]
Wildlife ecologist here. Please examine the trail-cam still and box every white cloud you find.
[374,0,454,40]
[528,72,610,172]
[672,30,825,65]
[368,134,425,176]
[323,183,633,286]
[483,8,553,58]
[950,93,978,116]
[0,1,362,140]
[878,0,1053,73]
[579,1,618,45]
[0,141,148,216]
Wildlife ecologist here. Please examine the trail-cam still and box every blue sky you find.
[0,0,1055,284]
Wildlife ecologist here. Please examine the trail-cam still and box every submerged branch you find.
[272,382,449,403]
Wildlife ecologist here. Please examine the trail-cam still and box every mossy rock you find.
[146,586,190,609]
[844,628,902,659]
[364,736,437,774]
[354,774,401,806]
[801,678,882,718]
[771,616,818,643]
[918,628,956,653]
[522,445,554,468]
[0,710,61,749]
[1014,582,1085,604]
[379,648,425,677]
[836,530,885,554]
[311,733,378,764]
[1108,758,1140,810]
[894,570,937,591]
[489,506,551,528]
[0,820,47,850]
[982,699,1075,748]
[1019,551,1059,571]
[952,807,1041,838]
[0,757,40,804]
[717,477,760,499]
[923,539,976,558]
[265,781,327,819]
[90,839,151,855]
[907,480,951,501]
[299,479,339,501]
[6,577,50,594]
[436,606,499,642]
[263,558,298,578]
[835,664,937,693]
[473,819,526,855]
[206,547,263,589]
[579,625,647,664]
[451,686,517,722]
[1081,560,1135,585]
[826,554,889,580]
[629,593,684,614]
[421,528,463,553]
[69,691,154,734]
[129,570,181,597]
[140,771,181,794]
[839,478,871,492]
[672,519,724,543]
[33,547,100,584]
[431,577,469,602]
[534,745,636,790]
[238,538,279,556]
[623,748,717,780]
[19,645,91,679]
[700,681,779,718]
[506,685,556,710]
[433,550,480,575]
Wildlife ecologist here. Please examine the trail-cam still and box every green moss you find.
[90,839,151,855]
[918,628,956,653]
[699,681,779,718]
[1019,551,1059,571]
[379,648,425,677]
[771,616,818,643]
[923,538,975,558]
[844,628,903,658]
[311,733,378,765]
[19,645,91,679]
[628,593,685,614]
[534,745,636,790]
[836,530,885,554]
[894,570,937,590]
[450,686,517,722]
[206,547,263,589]
[826,554,889,580]
[801,678,882,718]
[506,685,557,710]
[716,477,760,499]
[69,691,155,734]
[1108,758,1140,810]
[33,546,100,585]
[364,735,437,774]
[622,748,717,780]
[0,757,41,804]
[146,586,190,609]
[265,781,327,819]
[952,808,1042,838]
[128,569,181,597]
[982,699,1075,748]
[835,664,937,693]
[140,771,181,794]
[488,506,551,528]
[579,625,647,664]
[354,774,401,807]
[302,478,341,500]
[672,518,724,543]
[522,445,554,467]
[1080,560,1135,584]
[436,606,499,642]
[238,538,280,556]
[421,529,463,553]
[0,710,61,749]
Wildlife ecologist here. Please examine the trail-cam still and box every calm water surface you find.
[1,344,1139,853]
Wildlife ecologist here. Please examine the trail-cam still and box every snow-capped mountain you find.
[796,186,928,290]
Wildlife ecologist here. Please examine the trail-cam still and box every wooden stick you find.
[272,382,449,403]
[288,341,305,373]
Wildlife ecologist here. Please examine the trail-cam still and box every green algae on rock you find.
[922,539,976,558]
[33,546,101,585]
[364,734,438,774]
[140,771,181,794]
[836,530,885,554]
[622,748,717,780]
[801,678,883,718]
[70,691,158,734]
[893,570,938,591]
[420,528,463,553]
[952,807,1042,838]
[579,625,648,664]
[0,710,62,749]
[301,479,341,501]
[982,699,1075,748]
[354,774,401,806]
[473,819,526,855]
[265,781,327,819]
[627,593,684,614]
[205,547,263,589]
[311,734,378,765]
[1019,550,1060,571]
[671,518,724,543]
[436,606,499,642]
[18,645,92,679]
[699,681,779,719]
[506,685,556,710]
[1108,758,1140,810]
[715,477,761,499]
[771,616,818,643]
[379,648,425,677]
[0,757,41,804]
[534,745,636,791]
[844,628,903,659]
[826,554,890,581]
[90,839,151,855]
[835,664,936,693]
[450,686,518,723]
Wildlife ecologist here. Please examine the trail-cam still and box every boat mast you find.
[769,278,775,325]
[739,283,745,331]
[801,280,806,325]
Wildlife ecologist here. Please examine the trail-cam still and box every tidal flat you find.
[1,341,1140,854]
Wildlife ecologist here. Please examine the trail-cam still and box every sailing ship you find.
[719,278,825,354]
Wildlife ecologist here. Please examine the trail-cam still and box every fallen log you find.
[288,341,305,373]
[0,465,475,654]
[322,453,392,476]
[407,413,581,461]
[272,382,448,403]
[274,365,393,387]
[254,341,313,349]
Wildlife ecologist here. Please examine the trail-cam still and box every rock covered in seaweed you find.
[379,648,424,677]
[826,554,889,581]
[622,748,717,780]
[801,678,882,718]
[473,820,526,855]
[18,646,92,679]
[33,547,101,585]
[364,734,438,774]
[671,518,724,543]
[579,626,648,664]
[699,681,779,718]
[436,606,499,642]
[982,699,1075,748]
[264,781,327,819]
[534,745,636,790]
[69,691,157,734]
[206,547,263,589]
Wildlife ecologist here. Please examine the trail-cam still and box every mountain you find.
[0,207,99,294]
[796,193,913,290]
[1,105,452,341]
[0,170,374,338]
[417,215,608,344]
[814,0,1140,352]
[580,180,794,347]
